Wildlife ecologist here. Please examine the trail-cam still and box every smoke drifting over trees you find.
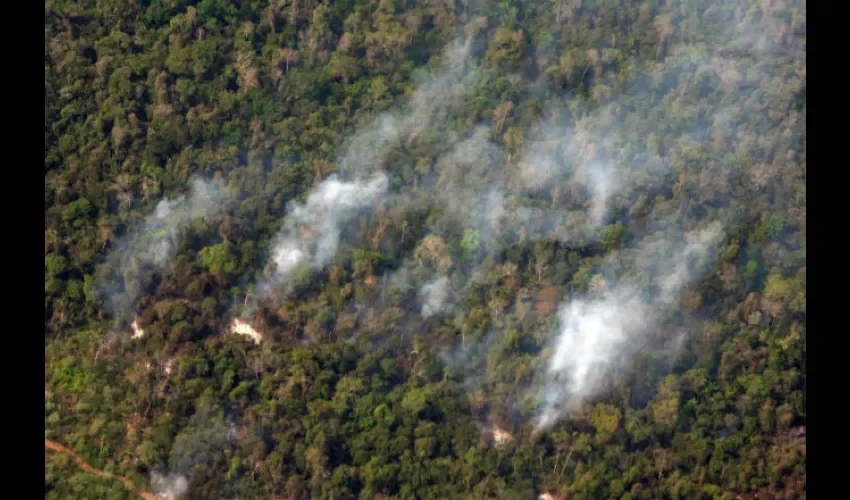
[217,0,804,435]
[96,176,234,331]
[257,173,389,297]
[535,224,724,431]
[45,0,804,497]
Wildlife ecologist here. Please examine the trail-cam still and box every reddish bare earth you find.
[45,438,157,500]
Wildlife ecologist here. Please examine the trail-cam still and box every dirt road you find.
[45,438,157,500]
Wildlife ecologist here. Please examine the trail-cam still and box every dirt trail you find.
[45,438,157,500]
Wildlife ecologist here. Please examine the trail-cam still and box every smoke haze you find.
[260,173,389,297]
[243,33,486,314]
[97,176,234,331]
[223,0,801,436]
[534,224,724,431]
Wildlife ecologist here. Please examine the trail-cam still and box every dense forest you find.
[45,0,805,499]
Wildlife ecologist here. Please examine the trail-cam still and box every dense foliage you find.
[45,0,805,499]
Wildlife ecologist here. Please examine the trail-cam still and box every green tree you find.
[199,243,237,277]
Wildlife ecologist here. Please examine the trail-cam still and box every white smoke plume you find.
[235,0,801,439]
[350,116,621,328]
[420,276,452,318]
[151,400,239,498]
[150,472,188,500]
[419,116,626,262]
[140,177,230,267]
[337,36,483,177]
[243,34,485,313]
[535,290,645,431]
[438,331,498,389]
[658,225,725,303]
[412,0,803,435]
[585,162,619,227]
[264,173,388,286]
[533,224,724,431]
[98,176,233,330]
[514,114,624,230]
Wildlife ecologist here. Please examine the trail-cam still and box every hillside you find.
[45,0,805,498]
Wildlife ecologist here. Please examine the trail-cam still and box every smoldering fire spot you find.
[230,318,262,344]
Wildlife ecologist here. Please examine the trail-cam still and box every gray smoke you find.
[98,176,233,330]
[259,173,389,296]
[534,224,724,431]
[244,34,486,312]
[420,276,453,318]
[150,472,189,500]
[151,400,239,499]
[337,36,483,178]
[244,0,803,437]
[416,0,803,433]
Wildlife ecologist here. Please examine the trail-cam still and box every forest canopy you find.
[45,0,805,499]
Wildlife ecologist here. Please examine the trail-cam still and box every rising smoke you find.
[64,2,804,498]
[242,33,487,316]
[97,176,234,332]
[432,0,800,433]
[150,472,188,500]
[151,400,240,499]
[228,0,800,439]
[256,173,389,299]
[534,224,724,431]
[346,0,801,434]
[420,276,453,318]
